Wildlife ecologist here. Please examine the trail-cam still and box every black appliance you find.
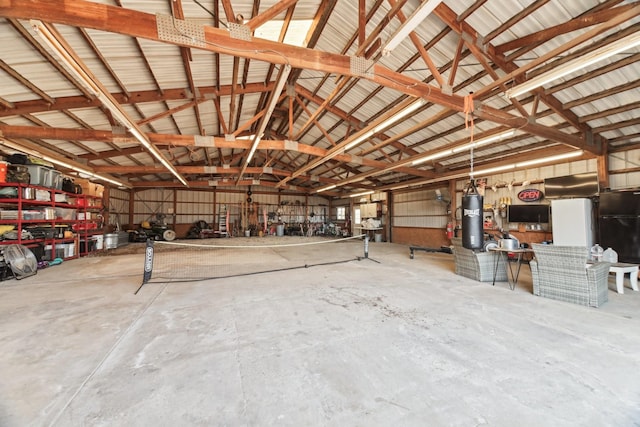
[507,204,550,223]
[599,190,640,264]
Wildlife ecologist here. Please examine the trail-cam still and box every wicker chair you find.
[451,237,508,282]
[530,244,610,307]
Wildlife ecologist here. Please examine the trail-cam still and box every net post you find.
[135,239,154,294]
[364,234,369,258]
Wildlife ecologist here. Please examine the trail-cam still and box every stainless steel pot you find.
[499,238,519,250]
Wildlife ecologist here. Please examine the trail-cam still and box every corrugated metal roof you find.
[0,0,638,194]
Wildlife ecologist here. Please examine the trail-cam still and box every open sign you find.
[518,188,543,202]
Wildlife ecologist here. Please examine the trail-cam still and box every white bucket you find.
[374,233,382,243]
[244,230,251,237]
[93,234,104,250]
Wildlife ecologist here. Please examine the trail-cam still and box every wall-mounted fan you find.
[0,245,38,280]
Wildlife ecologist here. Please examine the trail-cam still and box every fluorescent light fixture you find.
[382,0,445,56]
[451,129,516,153]
[515,150,583,167]
[344,130,374,151]
[412,150,452,166]
[473,164,516,175]
[244,64,291,167]
[0,139,130,188]
[350,190,374,198]
[506,32,640,98]
[412,129,516,166]
[31,20,189,187]
[388,184,410,191]
[373,100,426,133]
[473,150,583,176]
[316,184,337,193]
[245,136,261,165]
[344,99,425,152]
[236,134,257,140]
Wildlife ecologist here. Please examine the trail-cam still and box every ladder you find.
[218,204,229,237]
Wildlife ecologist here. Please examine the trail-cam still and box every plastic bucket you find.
[276,223,284,236]
[374,233,382,243]
[93,234,104,250]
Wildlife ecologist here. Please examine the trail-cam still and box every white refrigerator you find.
[551,198,594,247]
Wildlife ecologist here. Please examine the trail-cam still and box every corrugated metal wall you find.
[609,148,640,190]
[393,189,449,228]
[124,187,332,233]
[107,188,130,229]
[132,188,174,225]
[117,157,638,234]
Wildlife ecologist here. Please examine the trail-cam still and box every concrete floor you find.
[1,238,639,426]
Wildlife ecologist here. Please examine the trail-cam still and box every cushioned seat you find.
[530,244,610,307]
[451,237,508,282]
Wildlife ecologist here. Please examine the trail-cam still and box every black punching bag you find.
[462,180,483,250]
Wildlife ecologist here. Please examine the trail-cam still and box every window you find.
[354,208,361,225]
[336,206,346,220]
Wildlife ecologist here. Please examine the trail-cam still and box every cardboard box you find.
[75,178,104,197]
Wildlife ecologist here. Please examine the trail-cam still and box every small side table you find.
[489,247,533,290]
[609,263,639,294]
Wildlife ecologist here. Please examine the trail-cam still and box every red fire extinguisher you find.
[446,222,454,239]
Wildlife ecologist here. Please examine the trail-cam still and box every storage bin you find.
[80,239,96,253]
[22,210,45,220]
[53,244,65,259]
[54,207,76,220]
[43,208,56,220]
[44,244,52,261]
[54,193,68,203]
[23,165,61,189]
[35,189,50,201]
[0,210,19,220]
[43,245,65,260]
[65,242,75,258]
[24,164,49,187]
[47,169,62,190]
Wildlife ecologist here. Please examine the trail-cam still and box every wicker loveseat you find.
[451,237,508,282]
[530,244,610,307]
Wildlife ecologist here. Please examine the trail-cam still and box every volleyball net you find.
[138,234,372,292]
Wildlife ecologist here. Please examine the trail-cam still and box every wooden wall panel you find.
[392,227,449,248]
